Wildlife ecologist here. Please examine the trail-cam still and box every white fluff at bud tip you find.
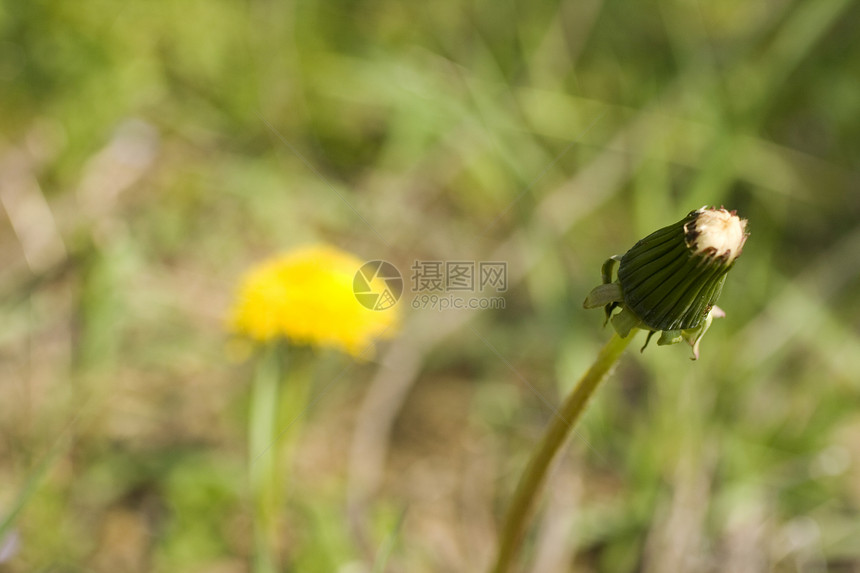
[685,207,748,263]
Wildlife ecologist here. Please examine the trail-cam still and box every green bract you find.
[584,206,748,359]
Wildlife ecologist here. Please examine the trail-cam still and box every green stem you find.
[249,345,282,573]
[490,331,636,573]
[248,346,314,573]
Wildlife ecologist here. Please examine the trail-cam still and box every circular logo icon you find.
[354,260,403,310]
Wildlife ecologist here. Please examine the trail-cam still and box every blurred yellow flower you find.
[230,245,398,357]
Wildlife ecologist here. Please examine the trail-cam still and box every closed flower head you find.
[584,207,748,359]
[230,245,398,357]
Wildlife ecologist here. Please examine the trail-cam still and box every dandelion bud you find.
[584,207,748,359]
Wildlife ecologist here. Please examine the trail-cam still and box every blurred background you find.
[2,0,860,571]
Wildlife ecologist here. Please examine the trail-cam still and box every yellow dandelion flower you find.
[230,245,399,357]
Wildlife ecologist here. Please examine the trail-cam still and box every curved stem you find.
[490,331,636,573]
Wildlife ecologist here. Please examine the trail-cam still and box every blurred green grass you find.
[2,0,860,571]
